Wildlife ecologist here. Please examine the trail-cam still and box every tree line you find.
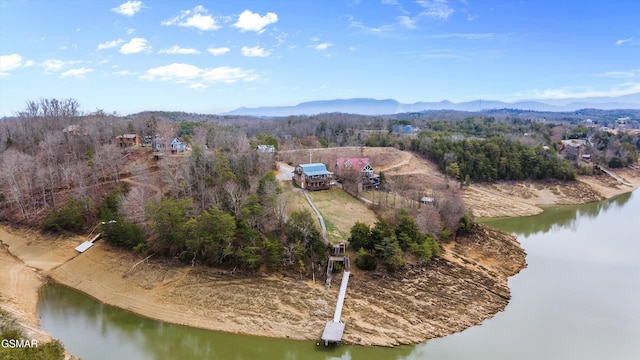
[411,135,576,182]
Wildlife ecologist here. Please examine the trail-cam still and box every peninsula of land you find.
[1,161,638,347]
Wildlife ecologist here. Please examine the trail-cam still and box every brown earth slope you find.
[2,222,524,347]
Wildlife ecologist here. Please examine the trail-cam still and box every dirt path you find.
[376,150,412,173]
[303,190,328,244]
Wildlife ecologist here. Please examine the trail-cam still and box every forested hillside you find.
[1,98,638,275]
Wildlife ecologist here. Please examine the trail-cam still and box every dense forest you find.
[1,98,638,275]
[411,135,576,182]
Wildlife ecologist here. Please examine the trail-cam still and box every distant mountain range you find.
[224,93,640,116]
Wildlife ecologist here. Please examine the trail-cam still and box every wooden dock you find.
[596,165,633,187]
[321,242,351,346]
[74,233,101,253]
[321,270,350,346]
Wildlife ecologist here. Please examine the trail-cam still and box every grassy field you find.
[307,189,378,244]
[359,190,422,210]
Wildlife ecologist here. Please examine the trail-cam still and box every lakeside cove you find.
[1,169,639,357]
[1,222,525,347]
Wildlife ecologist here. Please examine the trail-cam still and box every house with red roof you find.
[334,157,380,190]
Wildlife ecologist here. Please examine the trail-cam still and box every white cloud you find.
[188,83,208,91]
[241,46,271,57]
[159,45,200,55]
[314,42,332,51]
[208,47,231,56]
[114,70,135,75]
[416,0,454,19]
[348,16,394,35]
[201,66,258,83]
[599,69,640,79]
[162,6,220,31]
[0,54,23,75]
[41,59,66,72]
[397,15,417,29]
[126,28,136,35]
[234,10,278,33]
[111,1,144,17]
[182,13,219,31]
[120,38,151,54]
[98,39,124,50]
[615,37,633,45]
[140,63,257,89]
[60,67,94,78]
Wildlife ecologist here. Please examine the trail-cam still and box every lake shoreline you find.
[463,167,640,218]
[1,223,524,349]
[0,172,637,351]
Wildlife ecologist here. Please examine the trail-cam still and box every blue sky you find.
[1,0,639,116]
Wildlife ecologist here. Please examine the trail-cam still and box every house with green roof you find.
[293,163,333,191]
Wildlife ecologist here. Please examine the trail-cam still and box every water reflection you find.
[39,191,640,360]
[480,192,632,237]
[38,283,413,360]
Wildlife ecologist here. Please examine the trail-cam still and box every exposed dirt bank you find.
[3,147,634,347]
[463,166,640,218]
[0,226,81,343]
[1,222,524,347]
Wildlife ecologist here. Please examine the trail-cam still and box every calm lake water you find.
[38,191,640,360]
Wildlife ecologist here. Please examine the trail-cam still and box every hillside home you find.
[392,124,416,134]
[335,157,380,189]
[293,163,333,191]
[151,136,165,152]
[115,134,139,147]
[256,144,276,153]
[170,138,187,153]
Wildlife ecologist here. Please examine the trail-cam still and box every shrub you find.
[439,228,452,243]
[354,248,377,270]
[457,213,473,235]
[101,220,145,249]
[42,198,86,233]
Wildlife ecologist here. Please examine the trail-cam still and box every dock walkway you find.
[321,270,350,346]
[321,243,351,346]
[596,165,633,187]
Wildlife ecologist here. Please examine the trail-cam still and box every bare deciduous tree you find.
[0,149,36,219]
